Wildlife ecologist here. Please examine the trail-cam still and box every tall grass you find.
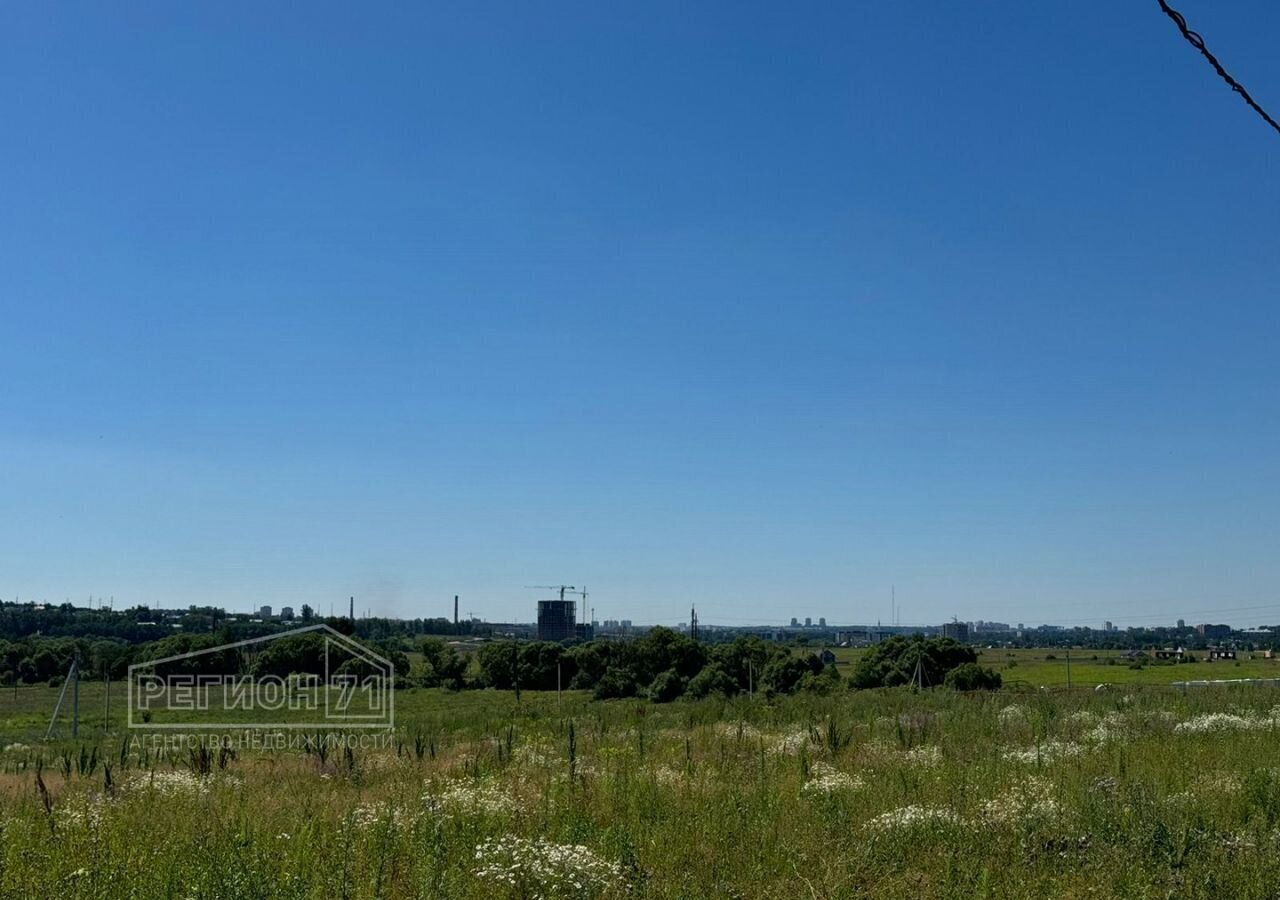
[2,686,1280,897]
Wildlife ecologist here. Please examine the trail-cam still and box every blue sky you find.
[2,2,1278,627]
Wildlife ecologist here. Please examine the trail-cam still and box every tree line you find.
[0,624,999,699]
[470,631,997,700]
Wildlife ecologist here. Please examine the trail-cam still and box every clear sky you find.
[2,2,1278,628]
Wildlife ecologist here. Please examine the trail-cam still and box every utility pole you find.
[1066,648,1072,690]
[512,641,521,703]
[46,657,80,740]
[72,657,79,739]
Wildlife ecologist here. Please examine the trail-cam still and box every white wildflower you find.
[904,745,942,768]
[980,777,1060,825]
[129,770,223,797]
[651,765,685,788]
[1083,712,1128,745]
[1065,711,1099,728]
[350,800,407,829]
[425,778,517,818]
[768,727,811,756]
[1173,713,1273,734]
[802,762,865,795]
[998,705,1028,727]
[1193,771,1243,795]
[1001,740,1087,765]
[514,743,559,768]
[864,805,960,832]
[472,835,625,898]
[58,796,108,829]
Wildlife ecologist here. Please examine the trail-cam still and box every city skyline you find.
[0,591,1266,633]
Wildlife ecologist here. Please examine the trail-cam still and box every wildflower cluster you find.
[714,722,811,755]
[903,745,942,768]
[802,761,865,795]
[1173,712,1276,734]
[349,800,408,829]
[424,778,518,818]
[980,776,1060,826]
[998,705,1028,728]
[863,805,961,832]
[1002,740,1088,765]
[472,835,625,898]
[58,794,110,829]
[129,770,239,797]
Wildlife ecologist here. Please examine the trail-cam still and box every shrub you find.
[648,669,686,703]
[799,665,843,695]
[593,667,638,700]
[943,663,1002,691]
[686,663,736,699]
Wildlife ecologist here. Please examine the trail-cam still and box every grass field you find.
[6,675,1280,897]
[826,645,1280,688]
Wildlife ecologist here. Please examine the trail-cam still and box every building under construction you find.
[537,599,577,641]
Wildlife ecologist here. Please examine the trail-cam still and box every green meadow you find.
[828,645,1280,688]
[3,679,1280,897]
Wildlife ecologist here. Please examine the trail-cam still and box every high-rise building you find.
[818,617,827,627]
[537,600,576,642]
[280,606,295,620]
[942,621,969,642]
[790,617,799,627]
[1103,621,1113,632]
[804,617,812,628]
[258,605,272,619]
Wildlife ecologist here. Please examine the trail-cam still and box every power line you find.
[1156,0,1280,136]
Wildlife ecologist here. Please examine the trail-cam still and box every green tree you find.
[848,636,977,689]
[593,667,638,700]
[648,669,686,703]
[686,662,736,699]
[944,662,1002,691]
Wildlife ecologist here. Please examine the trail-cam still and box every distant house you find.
[1154,648,1185,661]
[1207,648,1237,661]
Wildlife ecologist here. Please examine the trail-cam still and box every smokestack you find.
[454,595,459,626]
[349,596,354,620]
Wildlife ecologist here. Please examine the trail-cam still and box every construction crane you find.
[569,586,592,629]
[525,585,576,601]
